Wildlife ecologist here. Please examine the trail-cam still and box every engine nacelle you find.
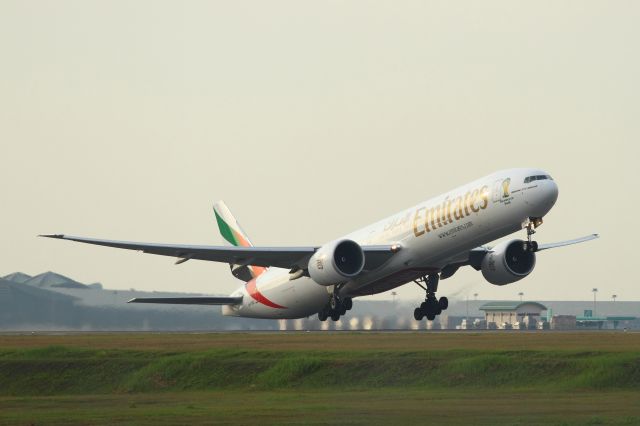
[481,239,536,286]
[308,239,365,286]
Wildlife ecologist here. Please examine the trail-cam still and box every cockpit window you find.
[524,175,553,184]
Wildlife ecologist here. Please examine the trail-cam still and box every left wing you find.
[39,234,398,271]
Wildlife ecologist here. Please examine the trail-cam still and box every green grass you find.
[1,389,640,425]
[1,346,639,395]
[1,333,639,425]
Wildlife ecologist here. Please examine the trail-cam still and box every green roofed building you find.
[479,301,547,329]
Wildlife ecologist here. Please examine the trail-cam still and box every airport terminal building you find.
[479,301,547,329]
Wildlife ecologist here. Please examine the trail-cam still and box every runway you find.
[1,330,638,351]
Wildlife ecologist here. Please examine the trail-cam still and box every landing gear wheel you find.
[344,297,353,311]
[330,312,340,321]
[414,307,424,321]
[339,305,347,316]
[438,296,449,310]
[426,312,436,321]
[427,297,441,316]
[318,310,328,321]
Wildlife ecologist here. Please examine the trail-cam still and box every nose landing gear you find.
[413,274,448,321]
[524,217,542,252]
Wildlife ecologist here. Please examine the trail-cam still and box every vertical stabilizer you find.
[214,200,254,248]
[213,201,266,280]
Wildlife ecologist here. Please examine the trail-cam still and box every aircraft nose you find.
[525,177,558,217]
[532,179,559,217]
[547,180,559,204]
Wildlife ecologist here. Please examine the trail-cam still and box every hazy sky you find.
[1,1,638,302]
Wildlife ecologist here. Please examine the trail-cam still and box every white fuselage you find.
[222,168,559,319]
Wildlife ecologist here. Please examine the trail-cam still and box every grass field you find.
[1,332,639,425]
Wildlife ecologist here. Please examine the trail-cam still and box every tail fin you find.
[213,200,254,248]
[213,201,266,280]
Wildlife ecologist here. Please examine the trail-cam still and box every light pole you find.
[612,294,617,303]
[466,293,469,324]
[592,288,598,316]
[518,292,524,302]
[474,293,478,301]
[391,291,397,304]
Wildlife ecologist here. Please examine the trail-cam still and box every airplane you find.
[41,168,598,322]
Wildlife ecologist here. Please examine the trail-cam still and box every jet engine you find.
[308,239,365,286]
[481,239,536,285]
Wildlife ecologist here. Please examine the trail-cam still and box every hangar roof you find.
[479,301,547,312]
[0,278,79,303]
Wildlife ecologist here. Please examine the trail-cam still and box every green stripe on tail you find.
[213,201,266,279]
[214,210,239,246]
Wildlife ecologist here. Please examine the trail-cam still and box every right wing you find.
[40,234,399,271]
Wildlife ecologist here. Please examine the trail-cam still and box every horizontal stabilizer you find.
[127,296,242,305]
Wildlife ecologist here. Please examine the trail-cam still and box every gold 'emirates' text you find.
[413,185,490,237]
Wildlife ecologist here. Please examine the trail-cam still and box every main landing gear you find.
[318,293,353,322]
[413,274,448,321]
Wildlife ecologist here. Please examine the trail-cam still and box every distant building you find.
[2,270,640,331]
[550,315,576,330]
[0,278,79,327]
[479,301,547,329]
